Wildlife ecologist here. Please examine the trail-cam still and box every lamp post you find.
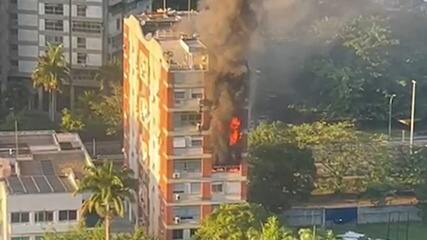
[388,94,396,139]
[410,80,416,153]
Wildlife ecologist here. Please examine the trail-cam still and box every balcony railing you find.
[173,147,203,156]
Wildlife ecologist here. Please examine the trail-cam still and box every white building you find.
[0,131,92,240]
[0,0,152,106]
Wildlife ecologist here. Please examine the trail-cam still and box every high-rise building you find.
[0,0,152,106]
[123,11,248,240]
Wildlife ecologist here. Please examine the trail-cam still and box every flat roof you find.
[5,175,76,195]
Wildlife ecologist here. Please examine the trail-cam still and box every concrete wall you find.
[282,205,421,227]
[282,208,324,227]
[358,205,421,224]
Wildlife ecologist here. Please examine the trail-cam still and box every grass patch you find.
[332,222,427,240]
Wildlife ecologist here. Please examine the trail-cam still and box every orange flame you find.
[229,117,241,145]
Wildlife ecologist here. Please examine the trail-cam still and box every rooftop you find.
[135,10,208,71]
[0,130,92,195]
[5,175,76,195]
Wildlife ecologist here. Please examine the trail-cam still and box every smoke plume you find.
[189,0,260,164]
[176,0,383,164]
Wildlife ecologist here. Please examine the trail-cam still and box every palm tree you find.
[31,43,69,121]
[76,161,137,240]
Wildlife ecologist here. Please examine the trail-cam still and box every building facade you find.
[0,131,91,240]
[123,11,248,240]
[0,0,152,105]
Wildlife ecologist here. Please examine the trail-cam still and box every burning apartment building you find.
[123,9,249,240]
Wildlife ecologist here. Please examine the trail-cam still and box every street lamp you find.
[388,94,396,139]
[410,80,416,153]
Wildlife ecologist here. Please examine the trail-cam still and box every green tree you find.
[60,108,85,132]
[247,216,295,240]
[250,121,389,194]
[89,82,123,136]
[195,203,269,240]
[76,161,137,240]
[249,128,315,212]
[294,14,399,120]
[31,43,69,121]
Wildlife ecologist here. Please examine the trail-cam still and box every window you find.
[45,19,63,31]
[11,212,29,223]
[191,88,203,99]
[212,183,223,193]
[72,21,101,33]
[191,137,203,147]
[173,183,185,194]
[59,210,77,221]
[77,5,87,17]
[45,3,63,15]
[11,44,18,50]
[35,211,53,222]
[190,183,201,194]
[173,137,186,148]
[174,160,201,173]
[77,53,87,64]
[11,237,29,240]
[45,35,63,46]
[174,90,186,103]
[116,18,121,30]
[10,60,18,67]
[172,229,183,240]
[77,37,86,48]
[174,112,201,127]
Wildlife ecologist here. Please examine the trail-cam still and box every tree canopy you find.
[76,161,137,240]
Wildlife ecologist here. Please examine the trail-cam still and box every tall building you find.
[123,11,248,240]
[0,0,10,94]
[0,0,151,106]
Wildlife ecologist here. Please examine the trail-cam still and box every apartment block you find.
[0,0,151,105]
[123,11,248,240]
[0,131,92,240]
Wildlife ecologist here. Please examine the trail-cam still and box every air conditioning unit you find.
[174,194,181,201]
[174,216,181,224]
[172,172,180,179]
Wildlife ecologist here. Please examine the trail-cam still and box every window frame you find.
[76,5,87,17]
[34,211,54,223]
[11,212,30,224]
[59,210,77,221]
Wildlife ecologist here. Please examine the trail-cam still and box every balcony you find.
[172,193,202,203]
[172,98,200,111]
[173,147,203,157]
[171,71,204,87]
[211,193,243,203]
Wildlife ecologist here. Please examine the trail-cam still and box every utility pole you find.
[14,113,18,160]
[410,80,416,153]
[163,0,167,10]
[69,0,74,111]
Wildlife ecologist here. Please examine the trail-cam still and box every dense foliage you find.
[256,5,427,125]
[248,121,391,211]
[196,204,336,240]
